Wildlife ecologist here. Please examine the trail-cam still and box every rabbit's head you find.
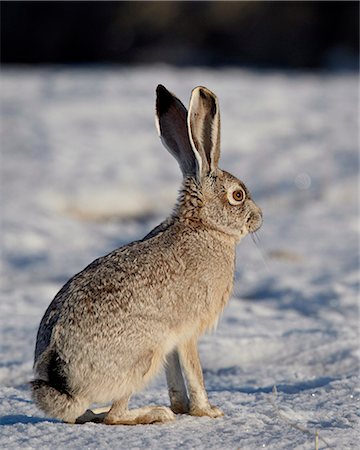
[156,85,262,242]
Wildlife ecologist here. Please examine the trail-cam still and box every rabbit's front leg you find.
[165,349,190,413]
[178,337,224,418]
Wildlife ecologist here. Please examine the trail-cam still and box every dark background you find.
[1,1,359,69]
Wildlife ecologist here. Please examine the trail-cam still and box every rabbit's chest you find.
[196,259,235,334]
[203,278,233,332]
[170,234,236,334]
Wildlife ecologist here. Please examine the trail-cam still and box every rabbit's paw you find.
[104,406,176,425]
[189,404,224,418]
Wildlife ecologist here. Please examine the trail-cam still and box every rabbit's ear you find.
[156,85,201,180]
[187,86,221,177]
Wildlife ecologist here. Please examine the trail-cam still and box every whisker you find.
[252,231,261,245]
[251,231,270,271]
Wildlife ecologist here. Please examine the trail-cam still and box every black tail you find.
[31,379,87,423]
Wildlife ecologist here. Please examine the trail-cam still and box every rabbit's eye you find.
[227,188,246,205]
[232,189,245,202]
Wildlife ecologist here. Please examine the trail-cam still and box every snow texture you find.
[0,67,359,449]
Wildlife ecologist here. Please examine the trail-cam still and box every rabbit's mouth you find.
[246,210,263,233]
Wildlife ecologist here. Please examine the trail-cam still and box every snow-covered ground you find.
[0,67,358,449]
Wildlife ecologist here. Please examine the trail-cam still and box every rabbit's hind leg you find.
[104,398,175,425]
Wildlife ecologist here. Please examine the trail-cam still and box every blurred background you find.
[1,1,359,69]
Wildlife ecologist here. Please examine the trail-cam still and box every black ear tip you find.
[199,88,207,99]
[156,84,173,114]
[156,84,166,95]
[196,87,217,118]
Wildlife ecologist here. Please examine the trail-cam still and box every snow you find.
[0,66,358,449]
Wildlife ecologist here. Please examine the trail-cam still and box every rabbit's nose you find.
[246,208,263,232]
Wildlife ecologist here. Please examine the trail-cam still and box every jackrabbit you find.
[31,85,262,425]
